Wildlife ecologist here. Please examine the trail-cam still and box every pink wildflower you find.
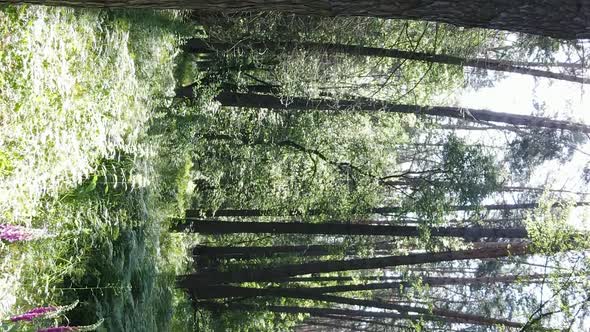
[10,306,57,322]
[37,318,104,332]
[37,328,76,332]
[9,300,78,323]
[0,223,47,242]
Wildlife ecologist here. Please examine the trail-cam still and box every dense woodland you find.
[1,1,590,332]
[167,8,590,331]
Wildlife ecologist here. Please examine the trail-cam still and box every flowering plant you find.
[37,318,104,332]
[9,301,78,322]
[0,223,48,242]
[10,306,57,322]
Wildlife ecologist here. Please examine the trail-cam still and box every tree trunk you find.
[437,124,525,132]
[11,0,590,39]
[190,285,525,328]
[193,242,399,260]
[296,320,356,332]
[282,274,551,293]
[480,59,585,70]
[384,179,590,196]
[174,220,530,239]
[178,243,530,285]
[200,301,428,323]
[192,244,345,259]
[501,186,590,196]
[200,301,528,329]
[208,91,590,133]
[187,201,590,218]
[309,314,393,329]
[285,276,397,283]
[185,39,588,84]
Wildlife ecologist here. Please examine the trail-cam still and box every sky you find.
[452,70,590,329]
[454,68,590,189]
[453,66,590,230]
[459,74,589,123]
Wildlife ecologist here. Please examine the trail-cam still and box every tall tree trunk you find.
[501,186,590,196]
[194,241,399,260]
[383,179,589,196]
[296,320,356,332]
[185,39,588,84]
[10,0,589,39]
[200,301,528,329]
[178,243,530,285]
[437,123,525,132]
[310,314,393,329]
[479,59,585,70]
[174,220,530,239]
[190,285,525,328]
[281,274,552,293]
[207,91,590,133]
[285,276,397,283]
[200,301,433,323]
[192,244,346,259]
[187,201,590,218]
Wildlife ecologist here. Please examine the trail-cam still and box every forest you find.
[0,1,589,331]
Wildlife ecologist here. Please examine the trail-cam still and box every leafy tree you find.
[391,134,502,221]
[508,128,586,180]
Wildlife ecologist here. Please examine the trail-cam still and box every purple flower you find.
[37,318,104,332]
[37,328,76,332]
[10,306,57,322]
[0,223,47,242]
[9,300,78,323]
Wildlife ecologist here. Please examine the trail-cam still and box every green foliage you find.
[507,34,563,63]
[402,135,502,222]
[442,135,503,205]
[188,104,410,218]
[525,198,583,254]
[0,6,183,222]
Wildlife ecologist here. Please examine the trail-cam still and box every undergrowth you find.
[0,5,200,331]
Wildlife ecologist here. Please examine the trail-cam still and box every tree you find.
[386,134,502,220]
[191,285,526,328]
[507,127,587,180]
[175,220,530,239]
[280,274,553,292]
[187,201,590,218]
[11,0,590,39]
[192,244,343,260]
[178,243,530,285]
[185,38,589,84]
[199,91,590,133]
[199,301,527,329]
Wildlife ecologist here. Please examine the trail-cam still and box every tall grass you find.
[0,5,198,331]
[0,6,181,221]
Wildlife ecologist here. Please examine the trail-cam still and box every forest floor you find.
[0,5,201,331]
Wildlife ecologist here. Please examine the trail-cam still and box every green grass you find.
[0,5,199,331]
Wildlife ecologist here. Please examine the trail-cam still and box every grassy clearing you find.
[0,5,199,331]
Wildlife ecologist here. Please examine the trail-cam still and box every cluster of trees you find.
[165,3,590,331]
[174,206,588,331]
